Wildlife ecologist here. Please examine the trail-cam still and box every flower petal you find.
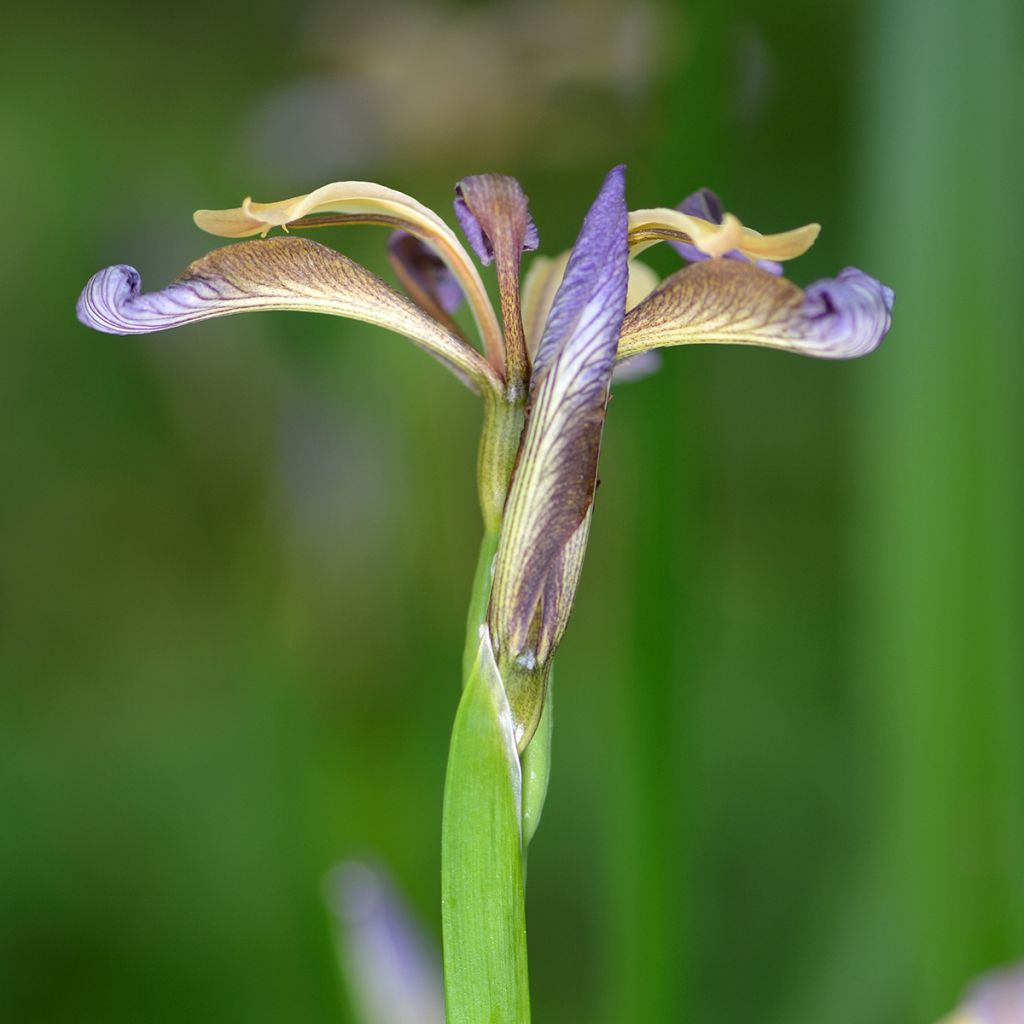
[612,350,662,382]
[453,175,539,267]
[672,187,783,274]
[489,165,629,729]
[618,259,894,361]
[454,174,540,389]
[194,181,505,370]
[521,252,658,361]
[324,862,445,1024]
[387,229,466,339]
[76,236,501,393]
[628,206,820,264]
[520,252,571,361]
[941,962,1024,1024]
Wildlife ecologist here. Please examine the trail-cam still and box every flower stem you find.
[462,530,500,685]
[442,628,531,1024]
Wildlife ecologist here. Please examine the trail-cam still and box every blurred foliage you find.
[1,0,1021,1022]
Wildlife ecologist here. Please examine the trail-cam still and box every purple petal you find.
[531,164,629,382]
[612,350,662,382]
[671,187,783,275]
[956,962,1024,1023]
[324,862,445,1024]
[678,186,725,222]
[490,165,629,675]
[387,228,464,329]
[454,174,539,267]
[801,267,895,358]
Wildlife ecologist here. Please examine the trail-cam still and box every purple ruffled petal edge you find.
[799,266,894,358]
[77,264,184,334]
[453,175,539,267]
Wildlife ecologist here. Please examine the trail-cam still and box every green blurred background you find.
[2,0,1021,1021]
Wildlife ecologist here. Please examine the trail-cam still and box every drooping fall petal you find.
[76,236,501,394]
[618,259,893,361]
[488,165,629,747]
[454,174,539,389]
[193,180,505,369]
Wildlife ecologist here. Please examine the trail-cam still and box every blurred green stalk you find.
[800,1,1024,1021]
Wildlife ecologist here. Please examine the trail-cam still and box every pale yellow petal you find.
[194,181,505,370]
[625,259,661,310]
[628,207,820,262]
[520,252,570,360]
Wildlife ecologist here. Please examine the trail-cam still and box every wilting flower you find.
[77,165,893,749]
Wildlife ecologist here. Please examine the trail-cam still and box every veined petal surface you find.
[489,165,629,674]
[453,175,539,267]
[454,174,539,388]
[618,259,894,361]
[77,236,501,393]
[194,181,504,368]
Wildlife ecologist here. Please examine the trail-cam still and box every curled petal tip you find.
[453,173,539,266]
[803,266,894,358]
[76,264,144,335]
[619,259,894,361]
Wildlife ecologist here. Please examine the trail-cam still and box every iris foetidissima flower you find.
[76,167,893,754]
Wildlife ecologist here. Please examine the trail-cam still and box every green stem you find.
[441,392,543,1022]
[462,531,500,685]
[442,631,531,1024]
[477,394,525,536]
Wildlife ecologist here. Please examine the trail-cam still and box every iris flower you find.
[77,165,893,748]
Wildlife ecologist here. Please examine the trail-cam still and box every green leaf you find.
[442,630,531,1024]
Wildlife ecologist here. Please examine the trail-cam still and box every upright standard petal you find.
[617,259,894,361]
[77,236,502,394]
[454,174,540,390]
[194,181,505,370]
[488,165,629,748]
